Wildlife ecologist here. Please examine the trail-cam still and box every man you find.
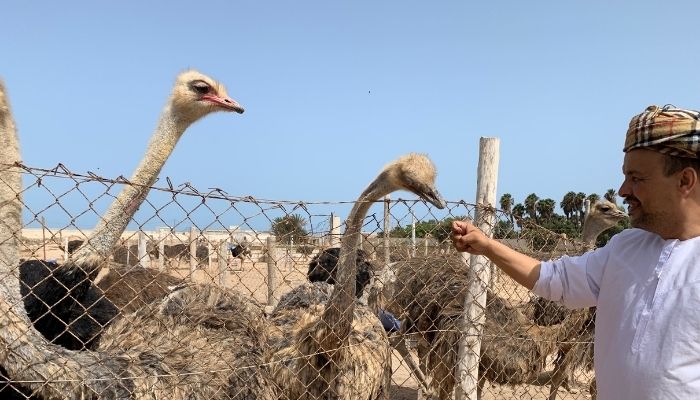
[452,105,700,399]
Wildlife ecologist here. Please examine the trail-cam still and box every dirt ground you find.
[28,241,594,400]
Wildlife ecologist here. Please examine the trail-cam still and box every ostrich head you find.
[582,198,628,245]
[361,153,447,208]
[170,69,245,126]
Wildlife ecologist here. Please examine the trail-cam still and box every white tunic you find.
[533,228,700,400]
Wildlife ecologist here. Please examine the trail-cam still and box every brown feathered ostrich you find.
[528,198,627,400]
[266,153,446,399]
[373,198,626,399]
[0,73,279,399]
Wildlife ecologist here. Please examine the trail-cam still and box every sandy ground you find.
[26,241,594,400]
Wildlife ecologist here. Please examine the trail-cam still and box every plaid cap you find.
[624,105,700,158]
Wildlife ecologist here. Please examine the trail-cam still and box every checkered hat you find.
[624,105,700,159]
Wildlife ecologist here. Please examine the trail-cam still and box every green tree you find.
[524,193,539,220]
[500,193,514,223]
[494,220,517,239]
[271,214,308,245]
[587,193,600,205]
[560,191,576,220]
[604,188,617,204]
[536,198,556,222]
[574,192,587,224]
[389,217,465,243]
[512,203,525,227]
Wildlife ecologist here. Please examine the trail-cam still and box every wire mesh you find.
[0,163,602,399]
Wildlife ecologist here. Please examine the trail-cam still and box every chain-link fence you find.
[0,163,599,400]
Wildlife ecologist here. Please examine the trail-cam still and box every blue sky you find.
[4,1,700,230]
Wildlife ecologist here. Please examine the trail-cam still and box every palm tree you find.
[536,198,557,222]
[512,203,525,228]
[524,193,539,220]
[604,188,617,204]
[560,191,576,221]
[271,214,309,245]
[500,193,514,223]
[587,193,600,205]
[574,192,587,225]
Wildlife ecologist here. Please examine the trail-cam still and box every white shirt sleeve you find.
[531,241,613,309]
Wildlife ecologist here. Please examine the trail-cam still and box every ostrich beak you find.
[202,94,245,114]
[612,208,628,220]
[419,188,447,209]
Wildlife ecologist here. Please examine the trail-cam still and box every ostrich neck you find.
[581,216,607,246]
[74,104,186,262]
[0,99,21,270]
[0,88,130,397]
[321,191,376,347]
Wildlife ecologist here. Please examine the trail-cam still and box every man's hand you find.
[451,220,491,255]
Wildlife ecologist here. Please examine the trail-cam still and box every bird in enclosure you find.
[523,199,627,400]
[1,71,247,399]
[266,153,446,400]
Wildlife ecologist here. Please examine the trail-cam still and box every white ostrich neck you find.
[581,215,608,246]
[0,92,21,279]
[321,189,377,343]
[75,105,186,261]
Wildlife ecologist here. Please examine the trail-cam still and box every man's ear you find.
[678,167,698,196]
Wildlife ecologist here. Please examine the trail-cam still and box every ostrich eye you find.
[601,206,610,212]
[190,81,211,95]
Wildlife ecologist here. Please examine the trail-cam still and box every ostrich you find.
[526,198,627,400]
[58,239,86,255]
[2,74,282,400]
[1,71,256,399]
[266,153,446,399]
[372,198,626,399]
[0,78,139,399]
[17,69,244,353]
[307,247,374,298]
[229,240,252,260]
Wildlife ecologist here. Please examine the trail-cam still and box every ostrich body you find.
[307,247,374,298]
[373,198,626,399]
[266,153,446,399]
[92,283,280,400]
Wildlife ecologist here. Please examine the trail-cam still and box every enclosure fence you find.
[0,162,597,400]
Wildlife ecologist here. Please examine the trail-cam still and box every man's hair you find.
[663,154,700,176]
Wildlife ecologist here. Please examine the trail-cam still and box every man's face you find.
[619,149,678,234]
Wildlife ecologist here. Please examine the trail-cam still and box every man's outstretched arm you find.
[451,220,541,290]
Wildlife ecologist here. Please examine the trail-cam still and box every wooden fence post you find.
[384,195,391,266]
[330,213,341,247]
[158,229,166,271]
[218,239,228,287]
[63,237,69,261]
[138,231,150,268]
[189,226,197,273]
[456,137,500,400]
[267,236,279,308]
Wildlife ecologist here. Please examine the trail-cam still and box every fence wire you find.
[0,163,602,400]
